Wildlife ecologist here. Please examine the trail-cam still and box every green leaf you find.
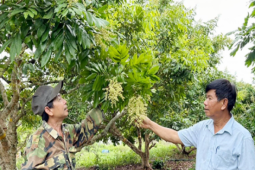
[86,73,97,81]
[37,24,46,39]
[150,75,160,82]
[230,44,240,56]
[0,39,12,54]
[24,36,31,44]
[148,66,159,75]
[41,49,52,67]
[21,23,30,39]
[0,18,8,30]
[83,84,93,91]
[34,19,43,29]
[101,101,109,112]
[109,45,129,63]
[92,75,99,91]
[93,17,109,28]
[249,1,255,8]
[66,31,77,50]
[61,9,68,17]
[29,8,37,15]
[85,11,93,26]
[54,3,67,13]
[53,33,64,51]
[82,91,93,102]
[54,48,63,61]
[43,9,54,19]
[72,7,82,16]
[79,78,87,84]
[93,92,99,108]
[65,44,72,64]
[34,47,42,59]
[9,9,25,17]
[41,27,50,42]
[65,40,76,56]
[10,34,22,62]
[0,5,8,10]
[245,50,255,67]
[81,32,90,49]
[0,13,8,22]
[27,10,34,18]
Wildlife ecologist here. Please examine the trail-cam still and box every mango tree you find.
[85,0,231,169]
[0,0,109,169]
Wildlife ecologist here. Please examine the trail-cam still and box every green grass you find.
[76,140,193,169]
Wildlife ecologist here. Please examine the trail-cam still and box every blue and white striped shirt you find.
[178,115,255,170]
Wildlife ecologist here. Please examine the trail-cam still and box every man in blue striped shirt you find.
[142,79,255,169]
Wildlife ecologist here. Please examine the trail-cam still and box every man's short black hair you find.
[206,79,237,112]
[42,99,54,122]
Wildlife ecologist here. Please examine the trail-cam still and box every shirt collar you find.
[42,120,59,139]
[220,114,234,135]
[205,114,234,135]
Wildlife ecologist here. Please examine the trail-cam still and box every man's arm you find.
[141,117,183,144]
[72,108,105,147]
[237,137,255,169]
[21,135,48,170]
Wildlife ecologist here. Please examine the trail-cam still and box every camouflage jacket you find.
[22,108,104,170]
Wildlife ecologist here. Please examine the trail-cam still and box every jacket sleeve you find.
[21,135,48,170]
[72,108,105,147]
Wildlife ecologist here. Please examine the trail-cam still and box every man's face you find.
[51,94,68,120]
[204,89,223,118]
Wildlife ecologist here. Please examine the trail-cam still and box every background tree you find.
[229,0,255,72]
[90,0,232,169]
[0,0,110,169]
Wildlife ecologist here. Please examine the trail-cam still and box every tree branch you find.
[14,96,32,124]
[149,142,156,150]
[0,79,9,107]
[109,124,143,156]
[66,84,80,94]
[137,127,142,150]
[0,124,10,152]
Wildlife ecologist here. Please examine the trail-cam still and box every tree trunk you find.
[141,133,152,170]
[109,125,154,170]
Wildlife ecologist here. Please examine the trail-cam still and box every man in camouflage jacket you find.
[22,81,104,170]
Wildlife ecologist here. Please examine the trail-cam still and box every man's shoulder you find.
[232,119,252,138]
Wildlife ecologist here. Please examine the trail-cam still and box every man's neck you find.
[47,119,63,137]
[213,111,231,134]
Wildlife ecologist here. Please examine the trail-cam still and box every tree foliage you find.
[229,0,255,70]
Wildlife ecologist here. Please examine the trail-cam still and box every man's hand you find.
[140,117,152,129]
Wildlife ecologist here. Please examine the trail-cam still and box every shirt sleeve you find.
[21,135,48,170]
[237,137,255,170]
[178,121,204,148]
[73,108,105,147]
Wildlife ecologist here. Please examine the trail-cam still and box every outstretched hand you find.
[140,117,152,129]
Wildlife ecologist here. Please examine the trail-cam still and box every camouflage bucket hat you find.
[32,81,63,116]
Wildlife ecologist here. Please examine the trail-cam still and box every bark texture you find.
[110,125,155,170]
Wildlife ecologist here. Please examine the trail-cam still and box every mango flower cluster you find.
[104,78,125,107]
[127,96,147,127]
[67,0,78,7]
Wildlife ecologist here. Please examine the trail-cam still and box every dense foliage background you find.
[0,0,255,169]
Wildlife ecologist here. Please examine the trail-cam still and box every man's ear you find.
[221,98,228,111]
[45,106,53,116]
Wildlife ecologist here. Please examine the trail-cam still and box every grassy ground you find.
[75,141,196,170]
